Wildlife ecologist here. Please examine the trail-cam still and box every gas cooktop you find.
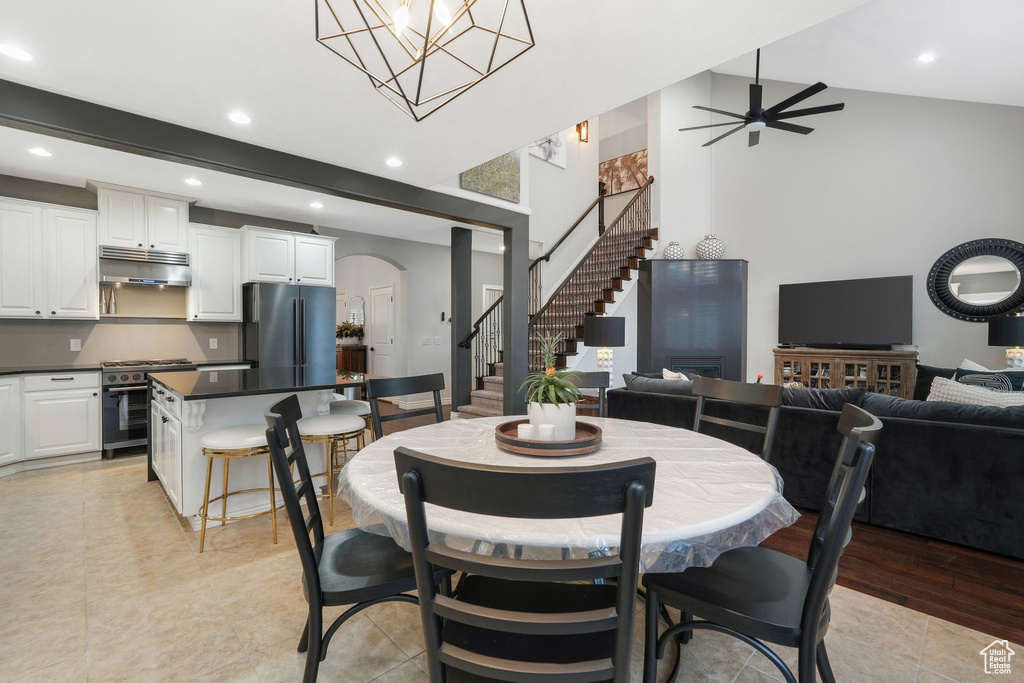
[101,359,197,386]
[101,359,193,368]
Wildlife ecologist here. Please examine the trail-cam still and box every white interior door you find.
[368,284,394,377]
[336,291,348,326]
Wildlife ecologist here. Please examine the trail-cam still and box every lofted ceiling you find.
[0,0,868,188]
[713,0,1024,108]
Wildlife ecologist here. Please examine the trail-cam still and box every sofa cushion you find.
[621,373,694,396]
[952,368,1024,392]
[914,364,956,401]
[630,371,664,379]
[860,391,1024,429]
[782,387,866,412]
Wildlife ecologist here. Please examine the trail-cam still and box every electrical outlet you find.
[209,338,218,350]
[421,336,431,346]
[434,336,442,345]
[69,339,81,352]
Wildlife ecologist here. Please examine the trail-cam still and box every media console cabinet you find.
[773,348,918,399]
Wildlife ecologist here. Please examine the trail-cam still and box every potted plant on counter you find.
[336,322,364,346]
[520,333,581,440]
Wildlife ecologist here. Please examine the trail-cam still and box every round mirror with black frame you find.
[927,238,1024,321]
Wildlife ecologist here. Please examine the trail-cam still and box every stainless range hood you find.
[98,246,191,287]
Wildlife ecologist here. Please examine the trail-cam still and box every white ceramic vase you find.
[338,336,360,346]
[528,402,577,441]
[696,234,725,260]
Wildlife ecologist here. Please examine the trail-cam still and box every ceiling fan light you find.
[744,120,767,132]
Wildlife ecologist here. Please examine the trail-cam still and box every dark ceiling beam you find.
[0,78,529,232]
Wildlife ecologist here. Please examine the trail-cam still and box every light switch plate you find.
[69,339,81,352]
[422,337,431,346]
[209,338,218,350]
[434,336,442,345]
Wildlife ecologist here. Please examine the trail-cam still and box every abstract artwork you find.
[599,149,649,196]
[459,151,521,203]
[528,130,568,168]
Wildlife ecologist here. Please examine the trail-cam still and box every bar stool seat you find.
[329,399,371,416]
[297,413,367,526]
[198,424,278,553]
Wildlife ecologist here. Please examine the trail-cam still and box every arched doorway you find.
[335,254,406,377]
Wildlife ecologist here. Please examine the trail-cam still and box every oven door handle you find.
[105,386,149,393]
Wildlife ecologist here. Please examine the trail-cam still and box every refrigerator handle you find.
[253,284,260,323]
[293,299,302,366]
[301,298,307,365]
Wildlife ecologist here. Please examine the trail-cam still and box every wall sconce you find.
[576,120,589,143]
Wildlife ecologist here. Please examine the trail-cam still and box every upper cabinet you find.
[0,198,98,320]
[241,226,335,287]
[188,224,242,322]
[93,183,192,253]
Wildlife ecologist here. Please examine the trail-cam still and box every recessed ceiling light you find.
[386,157,403,168]
[184,178,202,186]
[228,111,252,125]
[918,52,936,63]
[28,147,52,157]
[310,201,324,209]
[0,44,34,62]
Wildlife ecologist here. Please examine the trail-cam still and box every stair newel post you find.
[598,181,607,236]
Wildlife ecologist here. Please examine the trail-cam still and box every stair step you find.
[469,389,503,411]
[482,375,503,392]
[634,247,647,258]
[594,301,606,314]
[642,237,653,248]
[457,404,503,419]
[602,289,616,302]
[611,278,623,291]
[649,227,659,240]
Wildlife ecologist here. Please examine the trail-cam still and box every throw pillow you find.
[622,373,695,396]
[959,359,991,372]
[662,368,685,380]
[927,377,1024,408]
[953,368,1024,392]
[914,364,957,401]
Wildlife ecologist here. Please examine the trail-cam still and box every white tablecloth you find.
[338,417,799,572]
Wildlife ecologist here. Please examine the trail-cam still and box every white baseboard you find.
[0,451,102,479]
[398,396,453,410]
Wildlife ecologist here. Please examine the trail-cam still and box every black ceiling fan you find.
[680,49,845,147]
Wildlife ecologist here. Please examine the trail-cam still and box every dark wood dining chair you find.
[568,371,611,417]
[395,447,656,683]
[366,373,446,439]
[265,395,451,683]
[692,376,783,461]
[642,403,882,683]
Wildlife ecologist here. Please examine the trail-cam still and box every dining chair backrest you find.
[366,373,445,439]
[567,371,611,417]
[692,376,783,461]
[265,394,325,600]
[395,447,656,683]
[800,403,882,650]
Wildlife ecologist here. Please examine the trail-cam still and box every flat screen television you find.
[778,275,913,348]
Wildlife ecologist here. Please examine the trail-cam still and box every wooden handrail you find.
[528,176,654,328]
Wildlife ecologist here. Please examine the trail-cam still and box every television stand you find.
[772,348,918,398]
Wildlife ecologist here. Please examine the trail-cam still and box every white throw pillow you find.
[959,359,992,372]
[927,377,1024,408]
[662,368,685,380]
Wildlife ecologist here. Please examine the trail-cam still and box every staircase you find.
[457,177,655,418]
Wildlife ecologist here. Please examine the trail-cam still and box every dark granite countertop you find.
[0,365,102,376]
[149,365,340,401]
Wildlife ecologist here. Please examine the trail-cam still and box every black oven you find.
[102,385,150,458]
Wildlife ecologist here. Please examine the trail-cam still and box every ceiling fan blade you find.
[692,105,747,121]
[702,124,746,147]
[679,121,749,132]
[766,120,814,135]
[764,82,828,115]
[772,103,845,120]
[749,83,762,115]
[748,130,760,147]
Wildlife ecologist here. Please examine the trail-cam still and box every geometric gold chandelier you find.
[316,0,535,121]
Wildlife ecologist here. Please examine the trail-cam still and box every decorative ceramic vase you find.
[528,402,577,441]
[696,234,725,260]
[662,241,685,259]
[338,336,360,346]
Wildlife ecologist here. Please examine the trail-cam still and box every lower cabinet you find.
[0,377,22,467]
[151,400,183,513]
[23,379,101,460]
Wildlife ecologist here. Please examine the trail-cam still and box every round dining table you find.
[338,416,799,572]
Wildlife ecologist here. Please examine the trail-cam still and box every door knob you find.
[369,347,375,351]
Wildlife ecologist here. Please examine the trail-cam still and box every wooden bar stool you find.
[199,425,279,553]
[329,393,373,447]
[297,413,366,526]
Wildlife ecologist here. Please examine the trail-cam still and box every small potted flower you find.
[520,333,581,440]
[336,322,364,346]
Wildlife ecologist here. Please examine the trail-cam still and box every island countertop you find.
[149,365,340,400]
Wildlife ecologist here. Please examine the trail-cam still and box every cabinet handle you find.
[288,278,293,281]
[161,416,168,423]
[156,390,165,395]
[138,243,143,247]
[92,392,98,397]
[51,311,56,315]
[297,279,301,282]
[50,377,74,382]
[35,310,40,315]
[150,244,154,249]
[167,396,175,402]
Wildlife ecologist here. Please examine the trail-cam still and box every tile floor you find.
[1,454,1020,682]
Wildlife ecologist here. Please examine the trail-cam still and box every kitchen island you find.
[147,365,340,530]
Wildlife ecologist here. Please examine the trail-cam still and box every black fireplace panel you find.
[637,260,747,381]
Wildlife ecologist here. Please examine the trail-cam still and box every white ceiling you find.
[0,0,868,188]
[0,125,506,251]
[713,0,1024,108]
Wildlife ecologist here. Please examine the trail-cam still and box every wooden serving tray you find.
[494,420,603,457]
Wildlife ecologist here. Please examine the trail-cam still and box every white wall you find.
[708,73,1024,376]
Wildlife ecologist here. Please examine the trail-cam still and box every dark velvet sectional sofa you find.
[608,379,1024,560]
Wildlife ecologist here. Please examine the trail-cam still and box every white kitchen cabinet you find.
[241,226,335,286]
[150,400,164,484]
[45,208,99,319]
[188,224,242,322]
[151,399,182,513]
[0,377,22,467]
[294,234,335,286]
[0,199,45,318]
[97,187,147,249]
[146,196,189,251]
[23,378,101,460]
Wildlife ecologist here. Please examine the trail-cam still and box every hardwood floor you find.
[763,509,1024,645]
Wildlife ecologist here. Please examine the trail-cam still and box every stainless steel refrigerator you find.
[243,282,336,368]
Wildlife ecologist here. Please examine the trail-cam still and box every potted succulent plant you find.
[520,333,581,440]
[336,322,364,346]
